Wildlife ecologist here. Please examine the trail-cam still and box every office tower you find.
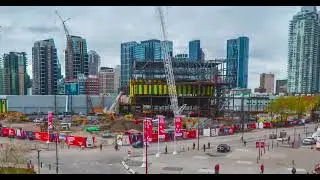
[32,39,58,95]
[65,35,89,82]
[276,79,288,95]
[86,75,100,95]
[3,52,28,95]
[88,50,101,76]
[114,65,121,93]
[99,67,115,94]
[133,44,145,61]
[287,6,320,93]
[121,41,137,91]
[259,73,275,94]
[189,40,201,61]
[0,57,3,95]
[57,62,63,80]
[141,39,161,60]
[161,40,173,60]
[226,36,249,89]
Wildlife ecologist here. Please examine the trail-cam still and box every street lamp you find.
[37,149,42,174]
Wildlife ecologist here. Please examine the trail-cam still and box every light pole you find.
[37,149,42,174]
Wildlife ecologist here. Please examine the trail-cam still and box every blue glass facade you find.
[141,39,162,60]
[121,41,137,90]
[161,40,173,60]
[226,37,249,89]
[133,44,145,61]
[189,40,201,61]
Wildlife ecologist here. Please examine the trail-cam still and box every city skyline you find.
[0,6,303,90]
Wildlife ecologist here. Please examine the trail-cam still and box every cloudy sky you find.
[0,6,302,90]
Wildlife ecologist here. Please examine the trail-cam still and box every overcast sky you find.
[0,6,302,90]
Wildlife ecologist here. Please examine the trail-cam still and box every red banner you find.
[175,116,183,137]
[1,127,9,137]
[48,111,53,131]
[9,128,16,137]
[158,116,166,138]
[66,136,87,147]
[34,132,49,142]
[143,118,153,142]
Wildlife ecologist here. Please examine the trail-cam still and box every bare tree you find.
[0,142,29,173]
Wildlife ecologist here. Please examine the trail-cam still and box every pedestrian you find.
[260,164,264,174]
[165,145,167,154]
[241,136,243,143]
[193,142,195,150]
[208,142,210,149]
[244,140,247,147]
[115,143,119,151]
[288,136,290,143]
[215,164,220,174]
[282,138,284,144]
[203,144,206,152]
[100,144,103,151]
[292,167,296,174]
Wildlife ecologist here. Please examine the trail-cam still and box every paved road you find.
[0,123,317,174]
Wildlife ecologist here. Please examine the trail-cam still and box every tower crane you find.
[156,6,187,155]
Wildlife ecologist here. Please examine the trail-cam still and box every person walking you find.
[292,167,296,174]
[100,144,103,151]
[115,143,119,151]
[260,164,264,174]
[215,164,220,174]
[193,142,195,150]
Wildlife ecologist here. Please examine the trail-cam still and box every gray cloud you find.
[0,6,305,90]
[26,26,60,33]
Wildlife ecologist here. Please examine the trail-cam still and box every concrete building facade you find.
[276,79,288,95]
[99,67,115,94]
[3,52,28,95]
[287,6,320,93]
[114,65,120,93]
[65,35,89,82]
[32,39,58,95]
[259,73,275,94]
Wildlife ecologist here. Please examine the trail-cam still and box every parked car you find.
[33,118,42,123]
[302,137,316,145]
[217,144,231,153]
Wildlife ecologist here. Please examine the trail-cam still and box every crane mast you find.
[156,6,180,116]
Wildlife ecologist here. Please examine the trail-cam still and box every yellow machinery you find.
[73,115,88,125]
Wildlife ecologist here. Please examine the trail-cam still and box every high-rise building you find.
[120,41,137,91]
[161,40,173,60]
[99,67,115,94]
[86,75,100,95]
[141,39,162,60]
[32,39,58,95]
[0,57,3,95]
[114,65,121,93]
[133,44,145,61]
[259,73,275,94]
[65,35,89,82]
[287,6,320,93]
[276,79,288,95]
[88,50,101,76]
[3,52,28,95]
[57,63,63,80]
[189,40,201,61]
[226,36,249,89]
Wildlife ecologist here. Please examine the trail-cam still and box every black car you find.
[217,144,231,153]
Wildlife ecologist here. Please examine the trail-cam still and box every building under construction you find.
[120,59,233,118]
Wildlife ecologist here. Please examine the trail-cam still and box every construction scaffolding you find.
[123,59,235,118]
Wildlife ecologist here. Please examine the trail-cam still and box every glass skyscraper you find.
[189,40,201,61]
[121,41,137,91]
[226,36,249,89]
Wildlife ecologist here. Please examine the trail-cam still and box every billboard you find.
[175,116,183,137]
[65,83,79,95]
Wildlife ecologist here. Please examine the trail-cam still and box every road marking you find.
[193,156,208,160]
[236,149,249,152]
[198,168,215,173]
[286,168,306,172]
[108,164,113,166]
[236,161,253,165]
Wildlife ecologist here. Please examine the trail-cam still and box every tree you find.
[0,142,29,173]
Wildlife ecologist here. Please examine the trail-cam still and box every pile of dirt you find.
[106,120,142,133]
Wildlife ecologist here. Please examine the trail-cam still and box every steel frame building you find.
[122,59,235,118]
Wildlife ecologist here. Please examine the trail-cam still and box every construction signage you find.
[48,111,53,131]
[158,116,166,139]
[144,118,153,142]
[175,116,183,137]
[256,141,265,148]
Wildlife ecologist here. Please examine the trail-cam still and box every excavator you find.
[103,91,123,120]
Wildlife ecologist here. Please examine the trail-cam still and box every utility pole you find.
[37,149,41,174]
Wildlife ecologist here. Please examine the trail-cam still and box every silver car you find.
[303,137,316,145]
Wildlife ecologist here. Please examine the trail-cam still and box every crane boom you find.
[156,6,180,116]
[55,10,71,41]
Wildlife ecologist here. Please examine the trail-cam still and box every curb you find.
[121,160,137,174]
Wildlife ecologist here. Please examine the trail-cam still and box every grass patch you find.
[0,167,36,174]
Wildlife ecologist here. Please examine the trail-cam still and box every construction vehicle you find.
[102,91,124,120]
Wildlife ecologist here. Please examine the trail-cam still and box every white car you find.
[303,137,316,145]
[33,118,42,123]
[276,137,288,142]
